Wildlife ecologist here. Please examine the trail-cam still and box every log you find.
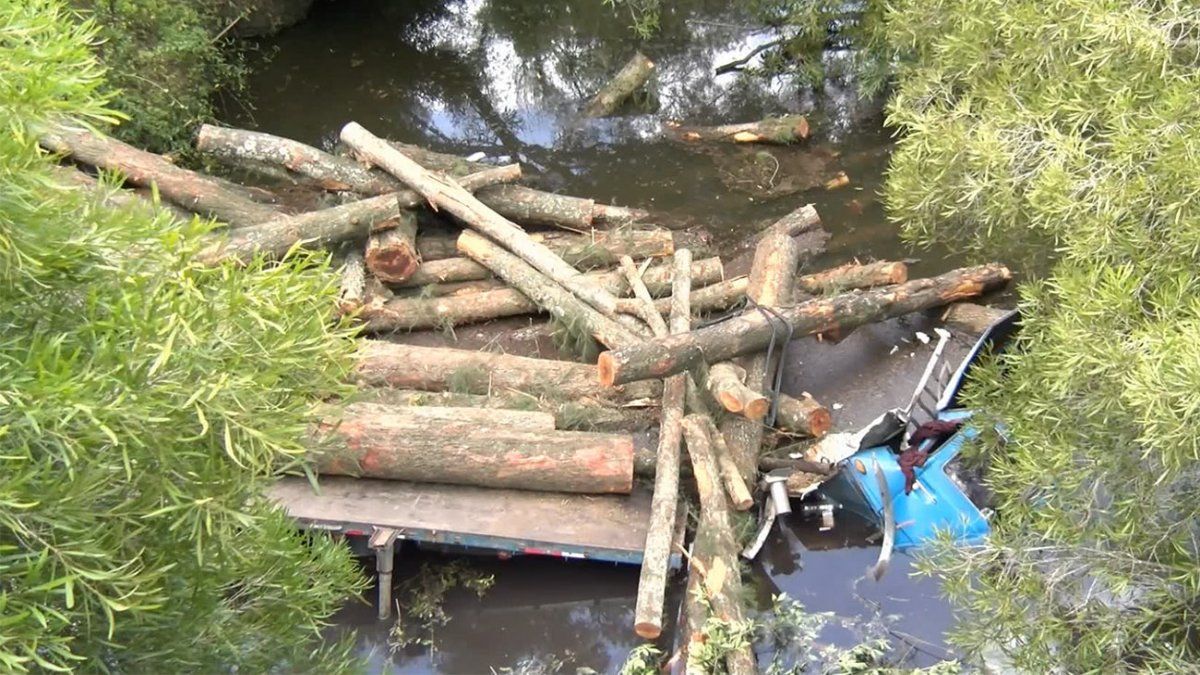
[599,264,1014,387]
[773,393,832,437]
[699,414,754,511]
[353,340,659,401]
[455,230,643,348]
[796,260,908,294]
[337,250,366,314]
[761,203,821,238]
[49,165,195,221]
[705,362,768,420]
[197,164,520,264]
[474,184,595,230]
[618,256,670,337]
[941,302,1011,335]
[582,52,655,118]
[357,388,656,433]
[415,228,674,267]
[41,127,282,227]
[633,249,691,640]
[313,402,633,494]
[668,115,810,145]
[680,415,756,675]
[364,212,421,283]
[342,123,627,317]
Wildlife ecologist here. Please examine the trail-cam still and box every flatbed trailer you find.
[270,477,682,618]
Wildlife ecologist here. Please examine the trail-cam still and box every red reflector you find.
[345,529,366,536]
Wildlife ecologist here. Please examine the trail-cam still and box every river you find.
[230,0,971,671]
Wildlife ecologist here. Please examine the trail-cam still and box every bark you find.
[699,415,754,511]
[773,393,832,438]
[668,115,811,145]
[633,249,691,640]
[941,302,1011,335]
[313,402,633,494]
[796,260,908,294]
[197,164,520,264]
[582,52,655,118]
[599,264,1013,387]
[337,250,366,314]
[364,212,420,283]
[354,340,658,401]
[455,230,643,348]
[50,165,195,221]
[342,123,626,317]
[619,256,670,337]
[416,228,674,267]
[473,184,595,230]
[705,362,769,420]
[42,127,282,227]
[680,415,757,675]
[592,202,653,227]
[760,203,822,239]
[357,388,656,433]
[361,258,722,332]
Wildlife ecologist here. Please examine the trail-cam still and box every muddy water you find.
[232,0,973,670]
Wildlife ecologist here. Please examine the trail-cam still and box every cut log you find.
[698,415,754,511]
[706,362,769,420]
[719,231,804,481]
[633,249,691,640]
[197,164,520,264]
[941,302,1011,335]
[668,115,810,145]
[354,341,658,401]
[455,230,643,347]
[582,52,655,118]
[474,185,595,230]
[42,127,282,227]
[680,414,756,675]
[357,388,656,433]
[761,203,822,238]
[796,260,908,294]
[599,264,1014,387]
[773,393,832,437]
[618,256,670,337]
[342,123,626,317]
[364,212,420,283]
[592,202,653,227]
[313,402,632,494]
[337,250,366,315]
[49,165,196,221]
[824,171,850,190]
[415,228,674,267]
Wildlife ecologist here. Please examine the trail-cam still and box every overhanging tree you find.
[0,2,363,671]
[883,0,1200,670]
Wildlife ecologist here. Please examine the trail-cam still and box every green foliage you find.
[884,0,1200,670]
[388,560,494,652]
[601,0,661,39]
[78,0,251,153]
[0,1,363,670]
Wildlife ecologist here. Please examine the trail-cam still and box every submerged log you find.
[197,164,519,264]
[456,231,643,348]
[774,393,832,437]
[342,123,626,317]
[364,212,420,283]
[706,362,769,420]
[354,340,658,401]
[598,264,1014,387]
[582,52,655,118]
[42,127,282,227]
[633,249,691,640]
[680,415,756,675]
[668,115,810,145]
[313,402,633,494]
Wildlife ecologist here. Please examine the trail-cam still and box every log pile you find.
[52,119,1012,664]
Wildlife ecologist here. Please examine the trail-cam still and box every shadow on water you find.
[230,0,975,671]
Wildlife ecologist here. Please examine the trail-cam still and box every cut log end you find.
[365,246,420,283]
[597,352,617,387]
[634,622,662,640]
[743,397,769,421]
[808,407,833,438]
[716,391,745,414]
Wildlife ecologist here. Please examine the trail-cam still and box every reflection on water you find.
[232,0,969,671]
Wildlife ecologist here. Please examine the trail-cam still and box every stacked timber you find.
[50,119,1012,667]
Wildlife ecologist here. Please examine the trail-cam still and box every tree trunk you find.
[633,249,691,640]
[197,164,520,264]
[796,260,908,294]
[364,212,421,283]
[356,388,656,433]
[668,115,810,145]
[455,231,644,348]
[705,362,769,420]
[774,393,832,438]
[598,264,1013,386]
[342,123,626,317]
[473,184,595,230]
[42,127,283,227]
[354,340,659,401]
[941,302,1011,335]
[312,402,633,494]
[416,228,674,267]
[582,52,655,118]
[49,164,196,221]
[338,250,366,315]
[680,415,757,675]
